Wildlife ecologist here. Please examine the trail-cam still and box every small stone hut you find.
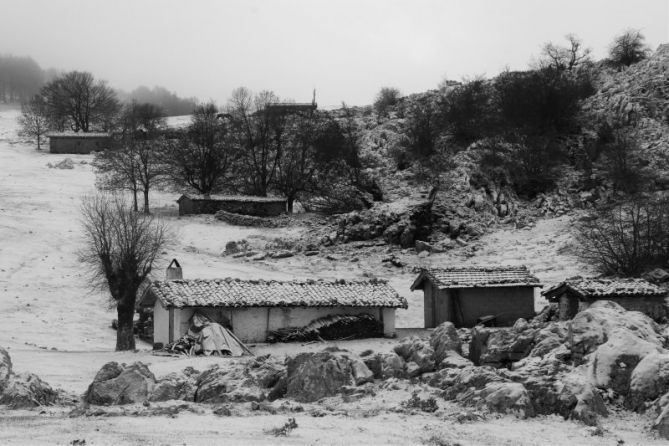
[542,277,667,321]
[411,266,542,328]
[140,266,407,345]
[48,132,113,154]
[177,194,287,217]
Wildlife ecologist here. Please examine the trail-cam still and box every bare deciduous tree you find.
[17,95,49,150]
[41,71,120,132]
[79,194,170,351]
[540,34,591,72]
[162,102,237,194]
[93,102,167,213]
[226,87,285,196]
[609,29,650,67]
[577,198,669,276]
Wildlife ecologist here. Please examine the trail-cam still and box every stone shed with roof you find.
[48,132,114,154]
[542,277,667,321]
[177,194,287,217]
[411,266,542,328]
[140,275,407,345]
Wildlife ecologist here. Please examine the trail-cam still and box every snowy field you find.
[5,106,648,446]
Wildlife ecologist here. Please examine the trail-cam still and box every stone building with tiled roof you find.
[410,266,542,328]
[177,194,287,217]
[47,132,114,154]
[542,277,667,321]
[140,262,407,345]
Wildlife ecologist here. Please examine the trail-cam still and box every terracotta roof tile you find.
[148,278,407,309]
[412,266,541,290]
[543,278,666,299]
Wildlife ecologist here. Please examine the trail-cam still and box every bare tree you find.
[93,102,167,213]
[609,29,650,67]
[79,194,170,350]
[275,112,320,212]
[41,71,120,132]
[540,34,591,71]
[226,87,285,196]
[17,95,50,150]
[577,198,669,275]
[162,102,237,194]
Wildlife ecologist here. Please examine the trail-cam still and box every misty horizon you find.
[0,0,667,108]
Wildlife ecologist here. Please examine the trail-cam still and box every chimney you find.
[166,259,183,280]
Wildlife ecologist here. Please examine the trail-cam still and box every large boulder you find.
[528,322,569,358]
[570,300,663,364]
[150,369,199,402]
[470,326,536,367]
[590,330,660,394]
[428,365,505,396]
[0,372,58,409]
[430,322,461,363]
[503,357,607,425]
[393,337,435,376]
[628,350,669,411]
[364,353,407,379]
[654,394,669,440]
[285,350,373,402]
[480,382,535,418]
[195,366,264,403]
[85,362,156,405]
[0,347,11,392]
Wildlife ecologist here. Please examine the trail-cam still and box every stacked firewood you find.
[267,313,383,343]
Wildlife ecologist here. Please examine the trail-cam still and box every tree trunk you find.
[143,188,150,214]
[115,305,136,351]
[287,196,294,213]
[132,188,138,212]
[37,134,41,150]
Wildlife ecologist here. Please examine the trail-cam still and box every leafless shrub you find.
[576,197,669,275]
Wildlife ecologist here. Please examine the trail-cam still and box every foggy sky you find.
[1,0,667,108]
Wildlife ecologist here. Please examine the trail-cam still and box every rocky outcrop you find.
[0,347,61,409]
[590,330,660,394]
[0,372,59,409]
[150,369,199,402]
[569,300,663,364]
[85,362,156,405]
[363,352,407,379]
[285,349,374,402]
[430,322,462,363]
[628,351,669,411]
[469,326,537,367]
[393,337,435,377]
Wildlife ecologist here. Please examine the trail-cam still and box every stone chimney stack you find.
[166,259,183,280]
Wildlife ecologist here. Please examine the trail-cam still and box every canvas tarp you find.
[165,312,250,356]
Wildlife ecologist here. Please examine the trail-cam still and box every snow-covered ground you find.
[6,107,654,446]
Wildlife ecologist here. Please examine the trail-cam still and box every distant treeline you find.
[117,86,197,117]
[0,54,196,116]
[0,55,45,103]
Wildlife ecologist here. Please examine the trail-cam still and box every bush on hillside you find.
[608,29,650,68]
[577,197,669,275]
[374,87,402,117]
[443,77,497,145]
